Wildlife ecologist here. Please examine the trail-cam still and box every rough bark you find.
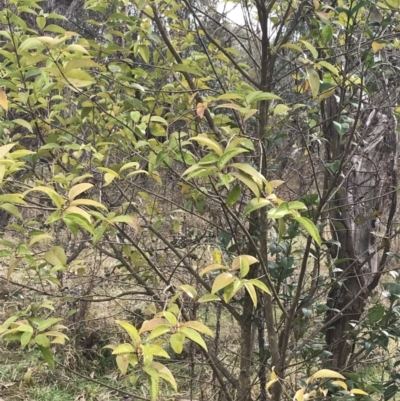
[324,100,398,369]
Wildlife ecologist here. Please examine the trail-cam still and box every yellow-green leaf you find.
[189,135,223,156]
[266,379,278,391]
[13,118,33,133]
[233,171,260,198]
[200,263,228,276]
[294,388,304,401]
[7,258,20,280]
[243,198,271,216]
[0,143,16,159]
[178,284,197,298]
[68,183,93,201]
[64,206,92,222]
[211,272,236,294]
[116,354,129,375]
[307,369,345,383]
[116,320,140,346]
[198,294,221,303]
[170,332,184,354]
[249,278,271,294]
[293,216,322,246]
[64,68,94,88]
[332,380,348,390]
[151,361,177,391]
[306,67,320,99]
[300,40,318,58]
[112,343,135,355]
[0,90,8,111]
[350,389,368,395]
[70,198,107,210]
[179,327,207,351]
[244,282,258,307]
[180,321,214,337]
[44,246,66,267]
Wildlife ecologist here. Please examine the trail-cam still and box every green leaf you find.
[0,203,21,219]
[145,344,170,359]
[218,148,248,170]
[227,184,241,206]
[368,305,385,323]
[243,198,271,216]
[179,327,207,350]
[20,331,33,348]
[171,63,203,77]
[245,91,281,104]
[293,216,322,246]
[384,385,398,401]
[35,334,50,348]
[149,375,159,401]
[288,201,307,210]
[39,345,54,369]
[321,25,333,43]
[229,163,265,187]
[268,202,290,218]
[37,318,63,332]
[63,213,95,235]
[233,172,260,198]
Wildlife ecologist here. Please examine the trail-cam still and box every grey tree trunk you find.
[323,97,398,368]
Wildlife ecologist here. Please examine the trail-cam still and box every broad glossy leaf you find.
[189,135,223,156]
[306,67,320,99]
[151,361,177,391]
[244,282,258,306]
[170,332,184,354]
[293,216,322,246]
[197,294,221,303]
[200,263,228,276]
[180,321,214,337]
[0,90,8,111]
[112,343,135,354]
[116,320,141,345]
[179,327,207,350]
[68,183,93,201]
[211,272,236,294]
[243,198,271,216]
[39,345,54,369]
[307,369,345,383]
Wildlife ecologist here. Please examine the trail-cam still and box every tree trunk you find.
[323,98,398,369]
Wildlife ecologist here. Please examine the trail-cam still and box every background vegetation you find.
[1,0,400,400]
